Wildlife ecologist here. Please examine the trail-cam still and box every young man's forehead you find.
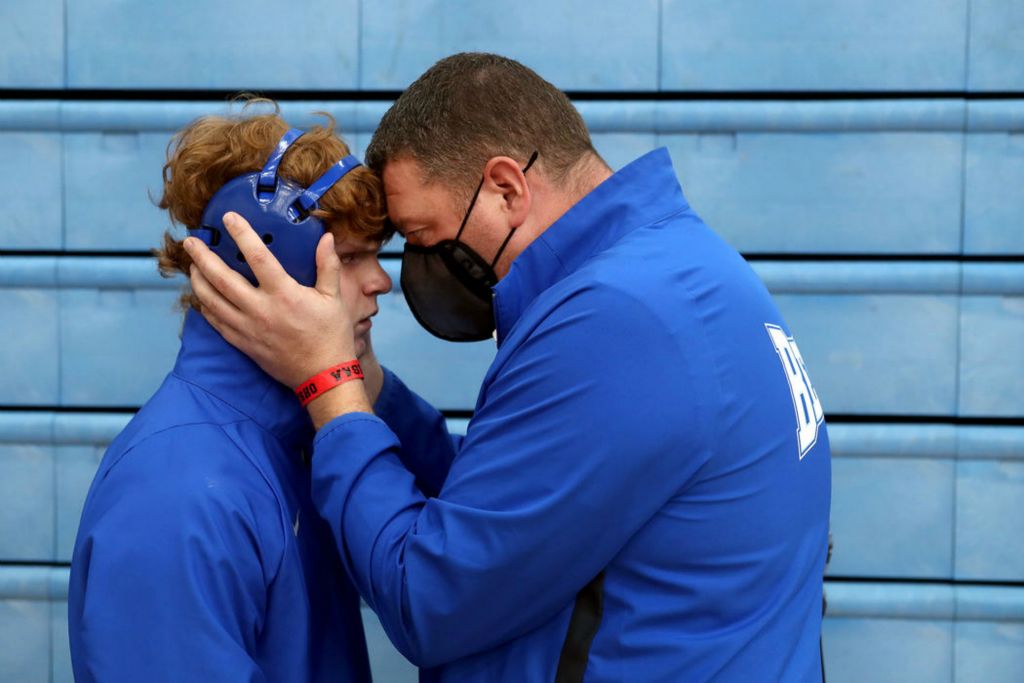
[333,232,382,251]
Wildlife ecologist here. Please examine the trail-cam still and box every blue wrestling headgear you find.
[188,128,362,287]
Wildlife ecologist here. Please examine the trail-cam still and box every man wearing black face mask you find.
[400,150,538,341]
[186,53,832,682]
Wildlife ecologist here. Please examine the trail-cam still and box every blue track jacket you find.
[313,147,831,679]
[69,311,371,682]
[311,148,832,681]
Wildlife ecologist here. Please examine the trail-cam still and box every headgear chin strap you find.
[188,128,362,287]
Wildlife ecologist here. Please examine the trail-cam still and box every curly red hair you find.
[155,103,389,310]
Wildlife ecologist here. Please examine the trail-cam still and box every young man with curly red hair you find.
[68,108,392,682]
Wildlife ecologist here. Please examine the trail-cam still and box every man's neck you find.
[569,154,615,203]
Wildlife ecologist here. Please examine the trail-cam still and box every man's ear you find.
[482,156,532,228]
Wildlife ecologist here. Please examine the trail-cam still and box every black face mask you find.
[401,152,538,342]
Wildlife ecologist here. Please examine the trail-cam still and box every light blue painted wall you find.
[66,1,361,89]
[660,0,968,91]
[11,0,1024,92]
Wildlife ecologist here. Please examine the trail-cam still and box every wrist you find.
[295,360,364,407]
[306,380,372,430]
[295,360,374,430]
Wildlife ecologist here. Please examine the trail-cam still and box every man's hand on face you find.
[185,211,359,390]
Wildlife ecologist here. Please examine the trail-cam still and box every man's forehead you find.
[383,156,431,196]
[383,157,454,227]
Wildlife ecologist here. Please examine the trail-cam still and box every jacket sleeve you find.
[311,286,711,667]
[373,366,463,498]
[69,426,284,683]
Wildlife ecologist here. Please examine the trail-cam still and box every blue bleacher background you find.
[1,1,1022,681]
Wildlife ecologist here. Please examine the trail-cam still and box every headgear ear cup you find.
[188,128,363,287]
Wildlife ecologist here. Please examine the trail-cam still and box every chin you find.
[353,337,367,359]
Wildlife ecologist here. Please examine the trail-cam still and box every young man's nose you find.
[363,263,393,296]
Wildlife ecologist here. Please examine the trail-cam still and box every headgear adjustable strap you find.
[295,155,363,215]
[257,128,305,200]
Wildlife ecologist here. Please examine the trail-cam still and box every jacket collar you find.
[171,309,313,451]
[493,148,689,342]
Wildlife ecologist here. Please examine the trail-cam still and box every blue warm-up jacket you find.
[312,149,833,681]
[68,311,371,682]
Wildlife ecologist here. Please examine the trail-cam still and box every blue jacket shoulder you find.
[82,404,288,579]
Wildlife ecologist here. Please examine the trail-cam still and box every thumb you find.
[314,232,340,296]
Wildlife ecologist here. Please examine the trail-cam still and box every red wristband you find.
[294,360,364,407]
